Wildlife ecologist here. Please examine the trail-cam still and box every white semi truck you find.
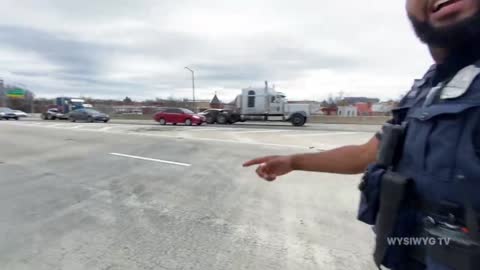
[217,82,311,126]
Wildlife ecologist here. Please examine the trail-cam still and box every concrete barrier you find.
[113,114,390,125]
[309,115,391,125]
[112,114,153,120]
[26,112,390,125]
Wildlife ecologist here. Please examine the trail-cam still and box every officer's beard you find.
[409,10,480,49]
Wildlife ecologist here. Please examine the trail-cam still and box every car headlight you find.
[0,112,5,116]
[193,115,200,119]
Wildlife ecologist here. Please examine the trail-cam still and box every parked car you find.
[0,107,19,120]
[198,109,230,124]
[153,108,206,126]
[12,110,28,118]
[68,108,110,123]
[41,108,67,120]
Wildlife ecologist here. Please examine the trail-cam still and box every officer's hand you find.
[242,155,293,181]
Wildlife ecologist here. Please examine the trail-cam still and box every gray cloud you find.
[0,24,358,98]
[0,0,432,101]
[0,25,118,77]
[11,71,50,77]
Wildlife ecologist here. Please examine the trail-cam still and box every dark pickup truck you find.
[41,108,68,120]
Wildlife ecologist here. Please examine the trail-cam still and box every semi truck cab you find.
[56,97,92,114]
[225,83,310,126]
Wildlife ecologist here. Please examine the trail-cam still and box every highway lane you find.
[22,116,383,133]
[0,122,376,270]
[4,120,376,151]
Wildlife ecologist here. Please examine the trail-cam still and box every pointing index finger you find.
[242,156,272,167]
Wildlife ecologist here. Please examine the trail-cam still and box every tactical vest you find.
[358,62,480,269]
[395,63,480,208]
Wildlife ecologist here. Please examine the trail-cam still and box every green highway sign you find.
[7,88,25,98]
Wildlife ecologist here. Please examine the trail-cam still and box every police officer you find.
[244,0,480,269]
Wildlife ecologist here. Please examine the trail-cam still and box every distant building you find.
[372,101,395,116]
[355,102,373,116]
[320,106,338,115]
[194,100,211,111]
[342,97,380,105]
[112,105,144,115]
[210,93,223,109]
[337,105,358,117]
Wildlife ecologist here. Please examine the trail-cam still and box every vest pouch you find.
[357,164,385,225]
[373,171,416,269]
[379,208,419,268]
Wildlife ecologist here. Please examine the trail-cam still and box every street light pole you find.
[184,67,196,112]
[0,78,5,107]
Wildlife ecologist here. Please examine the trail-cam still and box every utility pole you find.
[0,78,5,107]
[30,91,35,113]
[184,67,196,112]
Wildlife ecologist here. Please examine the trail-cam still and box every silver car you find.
[12,110,28,118]
[0,107,19,120]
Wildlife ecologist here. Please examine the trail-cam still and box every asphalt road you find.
[0,120,377,270]
[25,115,382,132]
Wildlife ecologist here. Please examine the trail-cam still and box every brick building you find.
[209,93,223,109]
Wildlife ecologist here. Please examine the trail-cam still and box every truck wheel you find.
[206,115,215,124]
[291,114,306,126]
[216,114,228,125]
[185,119,192,126]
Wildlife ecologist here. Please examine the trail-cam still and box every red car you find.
[153,108,206,126]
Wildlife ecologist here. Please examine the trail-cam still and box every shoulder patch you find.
[441,65,480,99]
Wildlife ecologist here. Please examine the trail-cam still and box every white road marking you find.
[230,129,292,134]
[3,121,328,149]
[187,127,237,132]
[110,153,191,167]
[165,136,320,149]
[99,126,113,131]
[48,124,64,127]
[71,125,84,129]
[284,131,360,137]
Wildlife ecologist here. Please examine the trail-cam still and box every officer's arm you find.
[290,135,379,175]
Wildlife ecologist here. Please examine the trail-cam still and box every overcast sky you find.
[0,0,433,102]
